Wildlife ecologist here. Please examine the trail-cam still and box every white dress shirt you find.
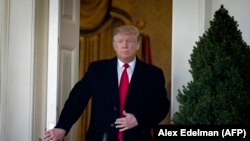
[117,58,136,86]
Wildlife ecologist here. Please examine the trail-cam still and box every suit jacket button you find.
[110,123,115,127]
[113,107,117,111]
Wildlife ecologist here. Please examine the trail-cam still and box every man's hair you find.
[113,25,139,41]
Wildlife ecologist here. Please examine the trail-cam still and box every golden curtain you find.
[80,0,133,36]
[77,0,137,140]
[80,0,110,30]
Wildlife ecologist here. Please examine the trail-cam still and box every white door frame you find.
[45,1,80,141]
[46,0,60,130]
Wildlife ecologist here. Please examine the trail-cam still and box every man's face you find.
[113,32,139,63]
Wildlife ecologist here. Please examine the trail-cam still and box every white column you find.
[3,0,35,140]
[0,0,9,140]
[171,0,206,119]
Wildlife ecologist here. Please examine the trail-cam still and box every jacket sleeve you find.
[55,63,94,135]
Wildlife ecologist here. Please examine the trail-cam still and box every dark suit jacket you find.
[55,57,170,141]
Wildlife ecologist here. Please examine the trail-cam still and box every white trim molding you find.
[33,0,49,140]
[0,0,10,140]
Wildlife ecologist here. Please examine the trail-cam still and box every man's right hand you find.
[43,128,66,141]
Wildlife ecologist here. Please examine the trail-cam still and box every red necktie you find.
[118,63,129,141]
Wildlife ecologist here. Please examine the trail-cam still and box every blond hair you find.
[113,25,139,41]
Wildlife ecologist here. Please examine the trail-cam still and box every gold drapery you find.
[110,0,133,25]
[80,0,133,36]
[78,1,135,140]
[80,0,110,30]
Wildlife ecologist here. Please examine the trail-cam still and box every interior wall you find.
[131,0,172,123]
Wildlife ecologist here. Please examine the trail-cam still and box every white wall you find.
[171,0,250,120]
[171,0,205,119]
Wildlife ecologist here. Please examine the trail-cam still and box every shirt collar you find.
[117,58,136,70]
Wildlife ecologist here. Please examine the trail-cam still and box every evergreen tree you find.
[172,5,250,124]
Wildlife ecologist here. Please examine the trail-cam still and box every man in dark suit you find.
[43,25,170,141]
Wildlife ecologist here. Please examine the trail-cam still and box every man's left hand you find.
[115,111,138,132]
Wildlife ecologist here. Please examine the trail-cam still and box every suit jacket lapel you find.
[125,58,143,107]
[106,57,120,111]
